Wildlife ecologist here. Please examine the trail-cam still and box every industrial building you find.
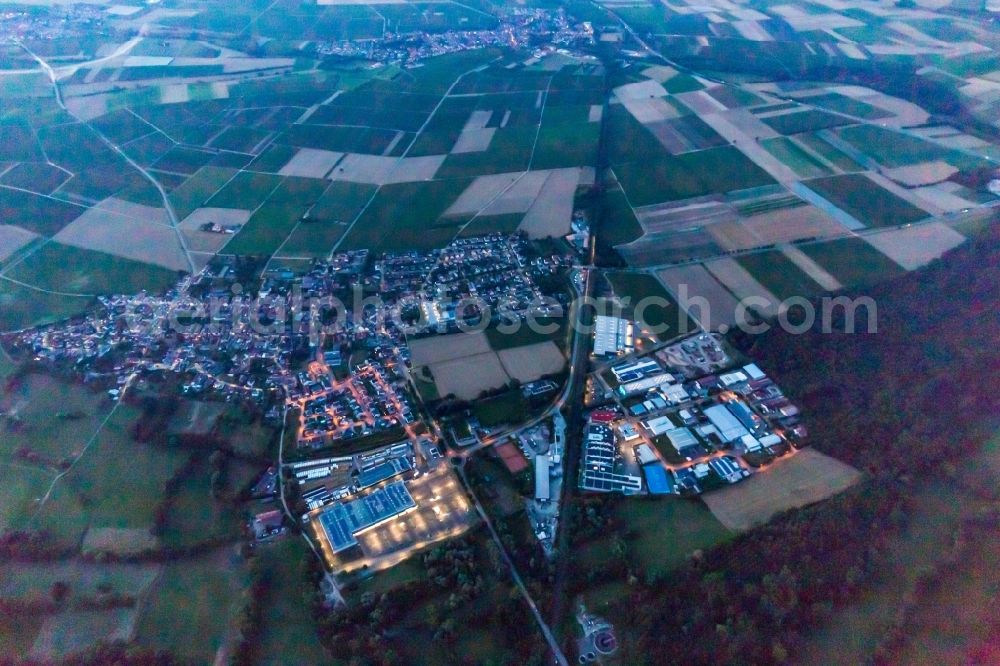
[593,315,634,357]
[317,481,417,553]
[535,455,551,501]
[703,403,751,443]
[618,372,675,397]
[579,423,642,494]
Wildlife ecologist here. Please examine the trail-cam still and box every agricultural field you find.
[574,495,733,587]
[2,45,605,326]
[701,449,862,531]
[410,329,565,401]
[804,174,929,228]
[0,370,260,662]
[760,137,832,179]
[735,250,826,302]
[799,237,906,288]
[134,549,251,663]
[615,145,775,207]
[256,539,330,664]
[605,271,696,339]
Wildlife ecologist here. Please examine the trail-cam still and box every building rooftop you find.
[318,481,417,553]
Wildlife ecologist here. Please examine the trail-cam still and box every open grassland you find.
[0,373,112,465]
[256,539,330,664]
[35,405,190,542]
[575,496,732,583]
[157,458,247,549]
[0,559,161,661]
[135,548,250,663]
[804,174,928,228]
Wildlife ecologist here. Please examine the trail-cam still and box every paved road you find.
[17,41,198,275]
[277,405,346,607]
[455,465,569,666]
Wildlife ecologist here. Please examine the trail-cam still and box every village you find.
[3,223,815,575]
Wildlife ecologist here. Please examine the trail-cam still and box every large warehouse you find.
[318,481,417,553]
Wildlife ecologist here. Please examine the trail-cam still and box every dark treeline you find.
[578,224,1000,664]
[314,531,548,665]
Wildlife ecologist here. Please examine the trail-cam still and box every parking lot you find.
[348,467,476,571]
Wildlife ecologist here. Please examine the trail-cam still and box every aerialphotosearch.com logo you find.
[120,282,878,340]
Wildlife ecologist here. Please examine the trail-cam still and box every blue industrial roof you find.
[642,464,672,495]
[318,480,416,553]
[357,457,412,489]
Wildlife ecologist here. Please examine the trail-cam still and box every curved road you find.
[18,40,197,275]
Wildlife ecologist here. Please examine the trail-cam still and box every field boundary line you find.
[327,58,500,258]
[28,374,136,524]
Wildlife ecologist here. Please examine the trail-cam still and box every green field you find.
[605,104,672,166]
[616,146,775,207]
[0,162,71,195]
[472,390,530,427]
[575,496,732,582]
[0,186,86,236]
[436,126,536,178]
[5,242,179,296]
[339,178,471,253]
[531,121,599,169]
[761,137,833,179]
[279,181,377,256]
[605,271,696,339]
[256,539,331,664]
[804,174,928,228]
[796,132,863,172]
[247,143,299,173]
[223,176,329,256]
[39,405,190,537]
[761,109,853,135]
[135,549,250,663]
[617,498,732,576]
[0,122,44,161]
[806,93,892,120]
[168,165,238,220]
[204,171,282,210]
[736,250,825,301]
[835,124,991,170]
[800,237,905,287]
[0,279,94,332]
[485,315,569,351]
[0,373,111,465]
[157,458,246,549]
